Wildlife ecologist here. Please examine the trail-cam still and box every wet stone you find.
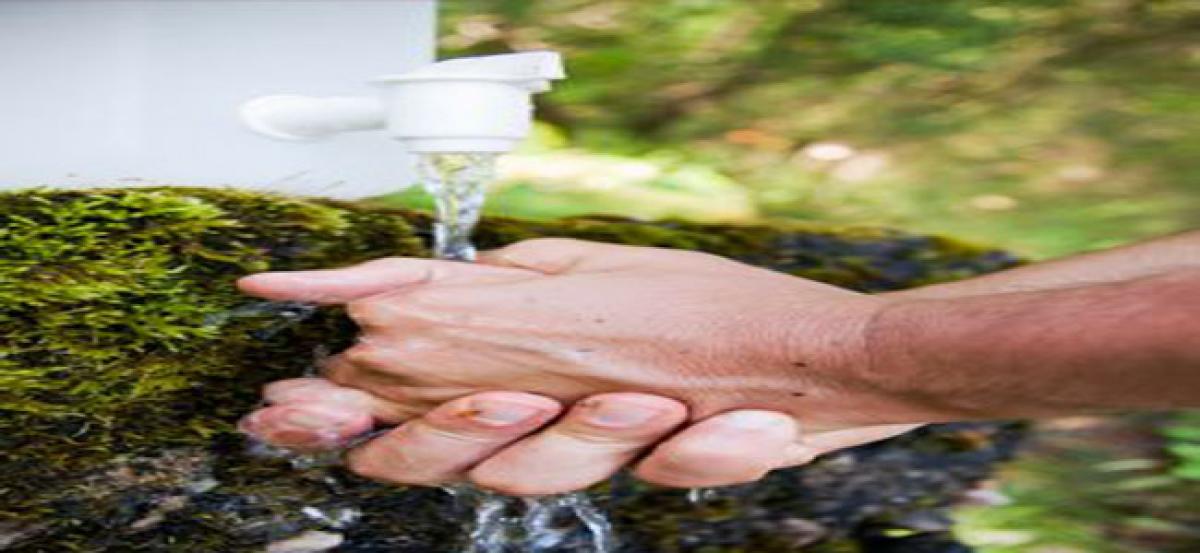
[266,530,345,553]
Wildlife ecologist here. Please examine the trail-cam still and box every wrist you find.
[768,287,950,425]
[859,295,999,422]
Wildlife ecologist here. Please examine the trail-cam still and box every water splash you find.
[449,486,615,553]
[686,487,718,506]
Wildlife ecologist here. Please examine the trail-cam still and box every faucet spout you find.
[240,52,566,153]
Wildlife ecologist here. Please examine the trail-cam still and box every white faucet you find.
[239,52,565,153]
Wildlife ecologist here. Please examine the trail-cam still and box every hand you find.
[238,238,938,431]
[239,377,919,495]
[237,238,928,493]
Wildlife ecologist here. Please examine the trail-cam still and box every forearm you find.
[894,230,1200,300]
[868,268,1200,420]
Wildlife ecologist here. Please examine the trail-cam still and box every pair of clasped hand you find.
[237,238,929,495]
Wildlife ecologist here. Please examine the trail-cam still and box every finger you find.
[237,257,534,304]
[478,238,676,274]
[239,402,375,451]
[318,349,475,411]
[633,410,797,489]
[782,424,921,466]
[469,393,688,496]
[320,344,428,391]
[476,238,606,274]
[478,238,727,275]
[241,377,479,452]
[346,392,561,486]
[262,377,417,424]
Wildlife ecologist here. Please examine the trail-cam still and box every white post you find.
[0,0,437,199]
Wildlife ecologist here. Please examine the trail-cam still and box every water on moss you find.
[0,187,1023,552]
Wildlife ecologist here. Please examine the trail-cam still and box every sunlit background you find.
[384,1,1200,551]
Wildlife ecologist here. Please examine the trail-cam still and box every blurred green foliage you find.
[439,0,1198,258]
[954,414,1200,553]
[431,1,1200,551]
[1165,411,1200,481]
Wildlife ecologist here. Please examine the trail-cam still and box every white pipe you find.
[239,95,384,142]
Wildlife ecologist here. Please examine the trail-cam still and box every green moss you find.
[0,187,1022,551]
[0,188,420,528]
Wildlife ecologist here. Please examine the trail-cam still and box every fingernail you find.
[718,410,793,430]
[465,400,546,427]
[582,400,663,428]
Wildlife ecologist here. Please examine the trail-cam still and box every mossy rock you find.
[0,187,1023,552]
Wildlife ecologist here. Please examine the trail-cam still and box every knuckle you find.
[495,238,592,273]
[342,344,391,370]
[346,298,407,328]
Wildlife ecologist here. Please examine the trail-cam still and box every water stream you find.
[417,152,496,262]
[418,153,616,553]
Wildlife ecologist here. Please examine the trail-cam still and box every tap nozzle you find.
[239,52,566,153]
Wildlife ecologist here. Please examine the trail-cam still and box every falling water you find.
[417,152,496,262]
[448,484,615,553]
[418,152,617,553]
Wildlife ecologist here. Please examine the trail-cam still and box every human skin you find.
[238,232,1200,495]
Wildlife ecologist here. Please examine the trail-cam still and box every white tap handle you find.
[402,51,565,81]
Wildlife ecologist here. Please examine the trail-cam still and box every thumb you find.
[237,257,536,304]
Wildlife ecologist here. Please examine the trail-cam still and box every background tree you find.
[430,2,1200,551]
[438,0,1200,257]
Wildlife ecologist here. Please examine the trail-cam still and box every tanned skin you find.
[872,231,1200,418]
[235,232,1200,495]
